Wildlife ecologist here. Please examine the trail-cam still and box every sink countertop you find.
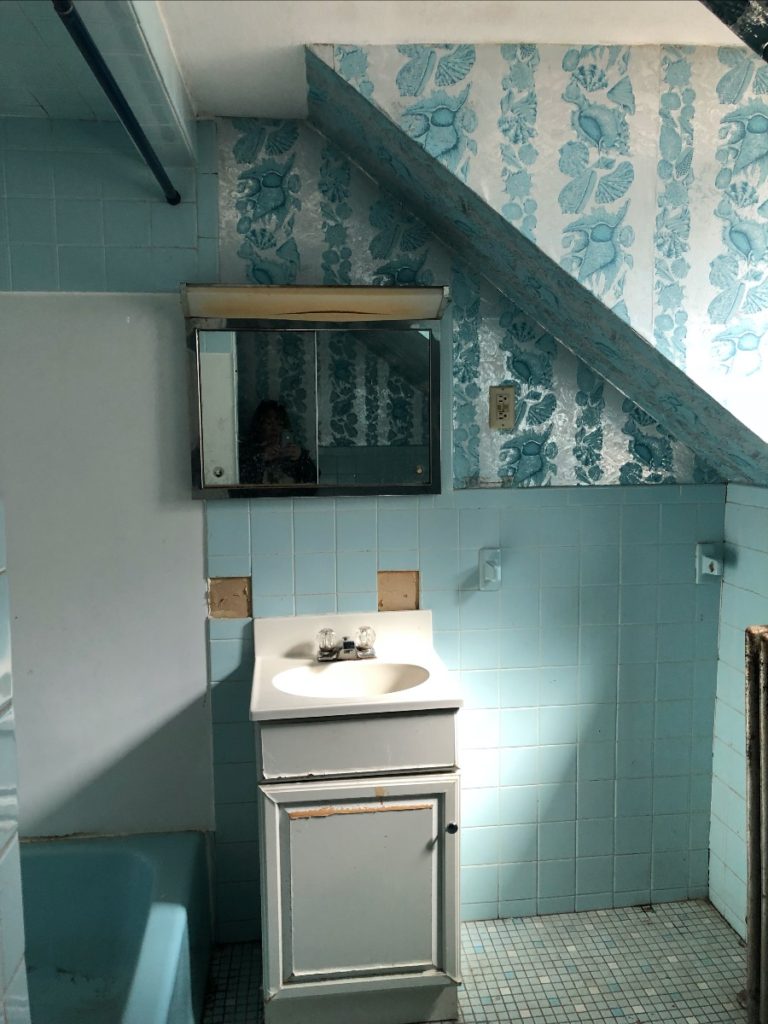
[250,610,462,722]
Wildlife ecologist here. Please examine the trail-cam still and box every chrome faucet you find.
[316,626,376,662]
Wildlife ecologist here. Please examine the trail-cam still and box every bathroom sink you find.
[273,661,430,699]
[250,610,462,721]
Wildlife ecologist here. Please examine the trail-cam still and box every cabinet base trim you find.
[264,981,459,1024]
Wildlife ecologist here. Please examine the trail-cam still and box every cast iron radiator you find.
[746,625,768,1023]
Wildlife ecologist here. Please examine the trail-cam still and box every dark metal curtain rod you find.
[51,0,181,205]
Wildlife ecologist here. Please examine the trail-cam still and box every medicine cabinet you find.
[184,285,447,498]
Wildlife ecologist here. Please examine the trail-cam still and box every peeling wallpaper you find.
[218,118,709,488]
[324,43,768,445]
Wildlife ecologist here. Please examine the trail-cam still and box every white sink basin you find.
[251,610,461,720]
[273,661,430,699]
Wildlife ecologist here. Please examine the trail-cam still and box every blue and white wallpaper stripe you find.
[317,43,768,449]
[217,115,708,488]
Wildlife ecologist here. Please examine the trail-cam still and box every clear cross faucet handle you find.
[356,626,376,651]
[316,628,337,653]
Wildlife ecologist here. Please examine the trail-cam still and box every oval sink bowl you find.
[273,661,430,699]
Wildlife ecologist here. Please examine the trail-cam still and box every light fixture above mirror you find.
[183,286,448,499]
[182,284,449,323]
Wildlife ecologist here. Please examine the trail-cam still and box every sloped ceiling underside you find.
[699,0,768,59]
[305,45,768,485]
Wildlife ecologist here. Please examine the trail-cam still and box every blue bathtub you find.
[20,832,211,1024]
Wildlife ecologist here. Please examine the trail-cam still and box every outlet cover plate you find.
[489,386,515,430]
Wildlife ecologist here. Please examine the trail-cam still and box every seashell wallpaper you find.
[320,43,768,450]
[218,117,711,488]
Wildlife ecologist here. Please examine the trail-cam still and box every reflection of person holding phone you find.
[240,400,317,485]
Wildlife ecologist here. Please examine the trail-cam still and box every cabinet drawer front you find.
[259,773,460,999]
[258,710,456,780]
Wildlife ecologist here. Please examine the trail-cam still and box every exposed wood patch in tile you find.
[208,577,251,618]
[377,570,419,611]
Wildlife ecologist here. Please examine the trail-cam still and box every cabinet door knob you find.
[446,822,459,834]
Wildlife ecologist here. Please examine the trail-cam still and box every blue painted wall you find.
[207,484,723,935]
[710,484,768,938]
[0,505,31,1020]
[0,118,218,291]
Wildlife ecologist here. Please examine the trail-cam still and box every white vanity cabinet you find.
[255,711,461,1024]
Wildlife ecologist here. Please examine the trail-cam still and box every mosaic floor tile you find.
[202,900,746,1024]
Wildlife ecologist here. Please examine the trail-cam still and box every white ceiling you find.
[157,0,738,119]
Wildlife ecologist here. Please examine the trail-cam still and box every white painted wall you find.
[0,293,214,837]
[158,0,737,118]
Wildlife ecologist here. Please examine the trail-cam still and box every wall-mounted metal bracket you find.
[479,548,501,591]
[696,542,724,584]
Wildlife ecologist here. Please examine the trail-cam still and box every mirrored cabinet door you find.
[193,324,440,497]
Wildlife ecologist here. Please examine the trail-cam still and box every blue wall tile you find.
[336,549,377,593]
[206,473,723,929]
[462,827,499,866]
[336,510,376,552]
[251,554,293,596]
[103,200,151,246]
[463,789,499,828]
[539,821,574,861]
[578,780,614,820]
[250,505,293,556]
[499,822,536,862]
[336,592,377,612]
[1,116,218,292]
[576,856,613,897]
[461,670,499,709]
[499,861,536,901]
[207,504,252,559]
[9,243,57,289]
[500,709,538,748]
[295,552,336,595]
[58,246,106,291]
[499,786,538,825]
[539,859,575,898]
[622,505,660,545]
[577,818,613,857]
[461,865,498,904]
[378,508,419,550]
[55,200,103,245]
[295,594,337,615]
[378,549,419,572]
[621,545,660,586]
[150,202,198,248]
[459,590,500,630]
[419,508,458,549]
[614,854,651,893]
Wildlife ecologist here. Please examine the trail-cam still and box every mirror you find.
[192,324,440,496]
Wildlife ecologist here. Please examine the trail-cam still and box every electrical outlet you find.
[489,386,515,430]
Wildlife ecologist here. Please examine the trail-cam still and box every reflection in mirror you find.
[236,332,318,486]
[198,331,239,487]
[195,325,438,495]
[316,330,430,487]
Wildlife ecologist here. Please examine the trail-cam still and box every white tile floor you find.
[202,900,746,1024]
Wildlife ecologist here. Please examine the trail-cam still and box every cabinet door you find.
[259,773,459,999]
